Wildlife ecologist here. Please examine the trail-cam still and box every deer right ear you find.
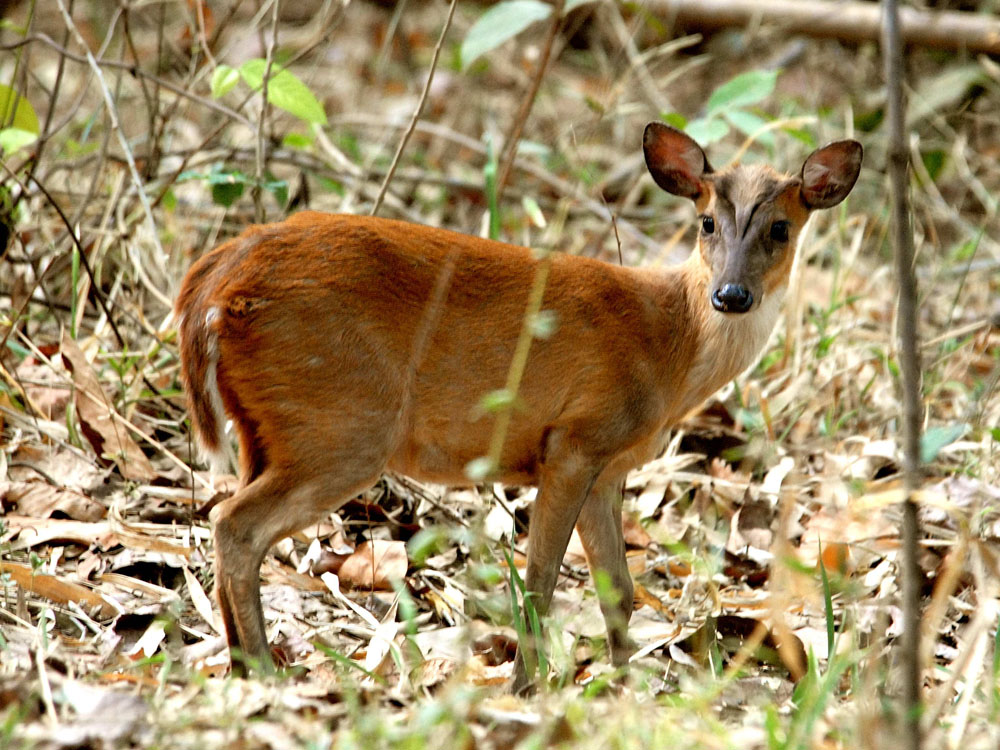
[800,140,863,209]
[643,122,713,200]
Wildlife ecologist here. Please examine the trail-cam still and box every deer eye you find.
[770,220,790,243]
[701,216,715,234]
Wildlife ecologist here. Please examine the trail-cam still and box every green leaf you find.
[706,69,779,116]
[521,195,545,228]
[282,132,313,150]
[161,188,177,212]
[465,456,496,482]
[262,175,288,207]
[0,127,37,154]
[685,116,729,145]
[723,109,775,147]
[460,0,552,69]
[564,0,597,11]
[0,84,38,134]
[660,111,687,130]
[920,423,968,464]
[908,64,986,126]
[239,59,327,125]
[480,388,515,412]
[207,168,249,207]
[530,309,558,339]
[211,65,240,99]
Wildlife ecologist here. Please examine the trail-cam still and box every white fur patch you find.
[684,285,786,406]
[199,308,236,475]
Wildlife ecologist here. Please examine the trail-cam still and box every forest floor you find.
[1,2,999,748]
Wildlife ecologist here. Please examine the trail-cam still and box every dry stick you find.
[0,35,254,128]
[882,1,923,748]
[53,0,167,271]
[495,0,566,203]
[370,0,458,217]
[17,0,73,214]
[254,0,281,224]
[649,0,1000,55]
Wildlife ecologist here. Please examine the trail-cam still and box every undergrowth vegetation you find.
[1,1,998,748]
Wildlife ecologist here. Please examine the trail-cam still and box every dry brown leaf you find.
[61,333,156,482]
[338,540,408,591]
[622,514,652,548]
[16,359,71,421]
[633,583,669,614]
[2,514,118,551]
[0,561,119,619]
[1,480,106,522]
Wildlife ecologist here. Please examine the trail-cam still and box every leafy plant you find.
[0,83,39,155]
[176,164,288,209]
[460,0,598,69]
[662,69,780,147]
[210,59,327,126]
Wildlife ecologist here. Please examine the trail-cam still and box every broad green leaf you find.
[0,84,38,134]
[211,180,244,207]
[207,167,249,207]
[908,64,986,126]
[211,65,240,99]
[239,59,327,125]
[723,109,774,147]
[0,127,37,154]
[706,69,779,116]
[262,175,288,207]
[460,0,552,69]
[685,116,729,145]
[920,423,968,464]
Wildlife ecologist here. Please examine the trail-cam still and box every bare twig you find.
[253,0,281,223]
[370,0,458,216]
[0,34,254,128]
[882,1,923,748]
[495,0,565,203]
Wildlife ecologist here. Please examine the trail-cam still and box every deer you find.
[175,123,862,691]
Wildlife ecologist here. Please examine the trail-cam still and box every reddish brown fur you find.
[175,126,861,688]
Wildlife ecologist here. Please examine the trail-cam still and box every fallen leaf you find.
[338,540,408,591]
[0,561,119,619]
[2,515,118,551]
[1,480,106,522]
[61,333,156,482]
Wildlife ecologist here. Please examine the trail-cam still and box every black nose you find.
[711,284,754,313]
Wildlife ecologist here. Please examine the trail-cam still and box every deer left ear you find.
[800,140,863,209]
[643,122,713,200]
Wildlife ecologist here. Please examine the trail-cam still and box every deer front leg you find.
[511,449,601,694]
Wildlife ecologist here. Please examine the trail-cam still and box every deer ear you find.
[643,122,713,200]
[800,140,863,209]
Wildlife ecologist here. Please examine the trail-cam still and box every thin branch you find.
[254,0,281,223]
[495,0,565,203]
[370,0,458,217]
[53,0,168,286]
[882,1,923,748]
[0,33,254,128]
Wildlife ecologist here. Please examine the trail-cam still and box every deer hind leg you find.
[210,466,381,674]
[574,473,635,668]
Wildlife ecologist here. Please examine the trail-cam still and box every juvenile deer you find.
[176,124,861,689]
